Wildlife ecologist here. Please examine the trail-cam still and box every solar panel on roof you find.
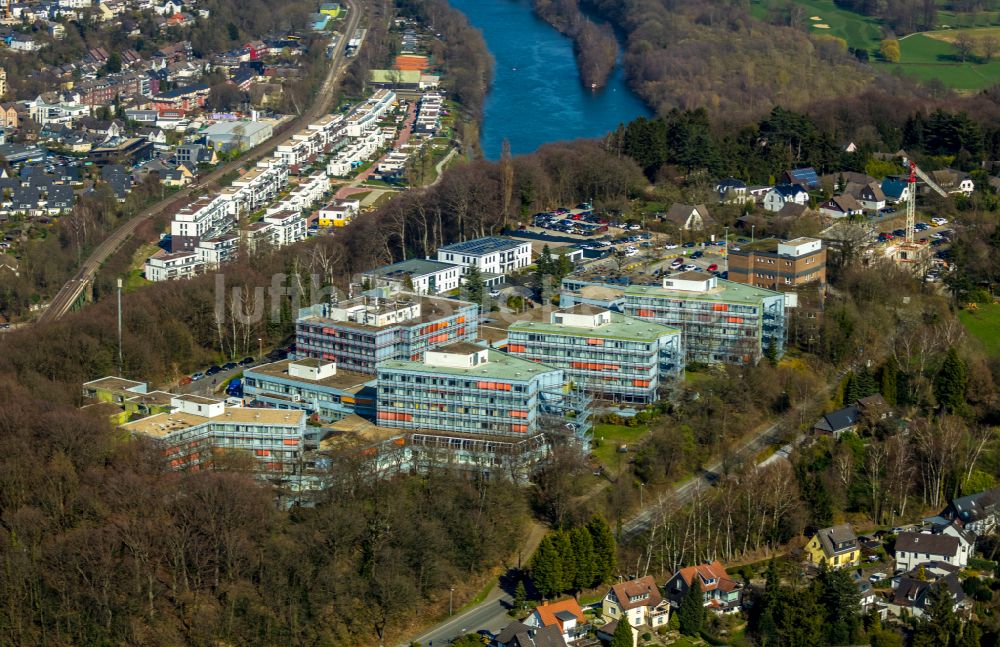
[439,237,520,255]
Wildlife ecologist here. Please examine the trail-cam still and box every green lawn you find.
[876,32,1000,90]
[591,423,650,469]
[751,0,883,51]
[959,303,1000,357]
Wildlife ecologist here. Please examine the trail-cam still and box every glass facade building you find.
[623,273,785,365]
[506,305,683,404]
[295,291,478,372]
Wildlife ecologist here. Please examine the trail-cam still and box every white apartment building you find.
[436,236,533,276]
[361,258,462,295]
[317,198,360,227]
[894,531,970,573]
[196,233,239,268]
[169,194,232,251]
[263,210,306,247]
[28,97,91,126]
[230,160,289,214]
[144,250,204,281]
[327,133,380,177]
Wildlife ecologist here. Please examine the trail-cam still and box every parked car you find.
[222,362,237,371]
[691,250,704,259]
[892,229,906,237]
[869,572,887,583]
[683,264,697,271]
[205,365,222,376]
[670,259,684,268]
[239,356,255,366]
[707,263,718,271]
[931,217,948,226]
[190,372,205,381]
[664,243,679,250]
[178,376,193,386]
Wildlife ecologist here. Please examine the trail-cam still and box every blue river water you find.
[447,0,652,159]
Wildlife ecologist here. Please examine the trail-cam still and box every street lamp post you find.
[449,586,455,616]
[751,224,756,246]
[258,337,263,360]
[723,225,729,258]
[639,482,644,509]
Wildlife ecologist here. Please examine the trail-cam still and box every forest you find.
[532,0,619,89]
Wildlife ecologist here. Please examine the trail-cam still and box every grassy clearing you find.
[591,423,650,469]
[750,0,883,50]
[874,29,1000,89]
[959,303,1000,357]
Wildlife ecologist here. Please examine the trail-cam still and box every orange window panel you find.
[255,449,270,457]
[456,327,465,336]
[456,316,465,324]
[283,438,299,446]
[393,437,406,446]
[511,410,528,418]
[587,338,604,345]
[727,317,744,324]
[508,344,526,353]
[633,379,651,387]
[712,303,729,312]
[511,424,528,433]
[636,309,654,317]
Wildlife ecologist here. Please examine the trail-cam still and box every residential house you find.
[663,203,714,230]
[783,167,820,189]
[819,193,863,219]
[805,524,860,569]
[895,531,968,573]
[813,394,891,438]
[494,620,567,647]
[602,575,670,630]
[0,103,17,129]
[762,184,809,212]
[850,181,887,211]
[939,488,1000,535]
[716,177,750,204]
[361,258,462,295]
[887,570,968,619]
[524,599,586,643]
[881,177,912,204]
[665,560,743,614]
[930,169,975,196]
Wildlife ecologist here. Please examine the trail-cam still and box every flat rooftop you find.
[510,310,680,342]
[625,278,782,305]
[300,294,475,331]
[83,376,145,392]
[125,390,175,406]
[379,348,559,381]
[247,359,375,391]
[479,307,550,344]
[174,394,222,405]
[438,236,524,256]
[364,258,456,279]
[436,341,485,355]
[122,407,304,438]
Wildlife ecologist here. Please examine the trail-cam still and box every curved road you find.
[36,1,363,325]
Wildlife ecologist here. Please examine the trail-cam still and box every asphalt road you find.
[34,1,363,326]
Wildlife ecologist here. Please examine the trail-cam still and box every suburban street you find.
[34,0,363,326]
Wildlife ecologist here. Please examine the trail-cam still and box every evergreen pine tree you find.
[843,371,859,405]
[679,577,706,636]
[816,562,860,645]
[879,359,898,405]
[587,516,616,587]
[912,584,962,647]
[856,368,877,399]
[553,254,574,283]
[529,535,563,599]
[609,616,634,647]
[959,621,981,647]
[513,579,527,610]
[462,263,485,307]
[569,526,595,591]
[765,337,779,365]
[401,272,415,292]
[934,347,967,412]
[554,530,575,594]
[537,245,553,278]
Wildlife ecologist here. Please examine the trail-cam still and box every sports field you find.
[751,0,883,51]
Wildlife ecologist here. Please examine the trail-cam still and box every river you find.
[447,0,652,160]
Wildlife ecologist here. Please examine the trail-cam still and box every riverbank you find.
[532,0,618,89]
[447,0,651,158]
